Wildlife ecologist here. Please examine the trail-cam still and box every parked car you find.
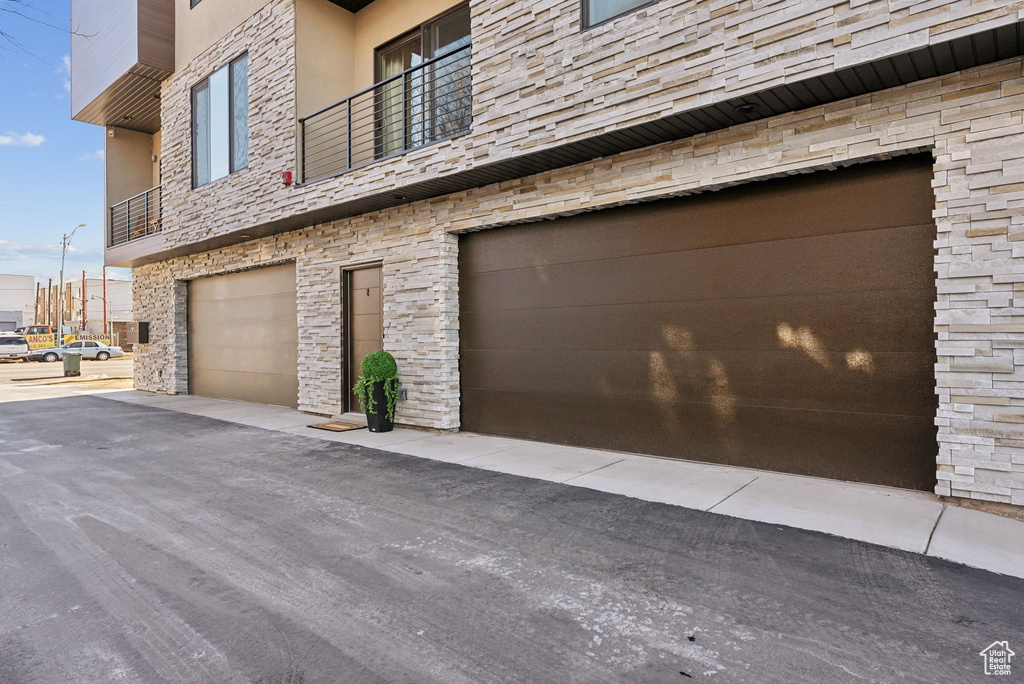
[28,340,125,363]
[0,334,29,361]
[15,325,54,335]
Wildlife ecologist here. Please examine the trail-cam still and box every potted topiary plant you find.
[352,350,400,433]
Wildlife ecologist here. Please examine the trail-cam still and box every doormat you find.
[308,422,366,432]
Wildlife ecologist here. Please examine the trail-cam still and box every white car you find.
[29,340,125,363]
[0,334,29,361]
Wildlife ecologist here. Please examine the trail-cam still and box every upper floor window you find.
[375,4,471,158]
[583,0,656,28]
[298,5,471,183]
[192,53,249,188]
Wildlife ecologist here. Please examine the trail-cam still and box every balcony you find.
[110,186,162,247]
[299,43,472,184]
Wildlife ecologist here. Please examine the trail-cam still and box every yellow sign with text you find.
[26,334,59,351]
[62,334,112,345]
[25,334,112,350]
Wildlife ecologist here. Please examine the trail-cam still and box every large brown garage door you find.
[460,156,938,490]
[188,263,299,408]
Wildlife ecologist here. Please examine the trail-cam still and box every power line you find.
[0,203,94,219]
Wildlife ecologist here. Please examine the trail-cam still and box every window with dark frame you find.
[373,4,471,160]
[191,53,249,188]
[583,0,657,28]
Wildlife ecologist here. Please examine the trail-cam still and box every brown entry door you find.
[345,265,383,412]
[459,156,938,491]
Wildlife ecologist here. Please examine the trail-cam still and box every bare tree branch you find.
[0,0,91,64]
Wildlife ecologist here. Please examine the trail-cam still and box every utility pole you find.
[46,278,52,327]
[34,282,41,326]
[81,271,87,331]
[102,265,108,338]
[57,224,86,342]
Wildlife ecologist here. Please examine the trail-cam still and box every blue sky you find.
[0,0,129,282]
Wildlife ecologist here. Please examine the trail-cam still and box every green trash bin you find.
[63,351,82,377]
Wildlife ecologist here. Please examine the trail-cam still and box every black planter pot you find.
[365,379,394,433]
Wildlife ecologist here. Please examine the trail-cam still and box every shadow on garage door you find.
[459,155,938,491]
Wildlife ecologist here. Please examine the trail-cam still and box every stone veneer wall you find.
[155,0,1024,247]
[135,56,1024,506]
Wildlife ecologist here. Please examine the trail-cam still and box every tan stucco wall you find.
[294,0,354,119]
[293,0,464,120]
[175,0,275,71]
[105,127,157,242]
[152,129,162,187]
[183,0,463,121]
[350,0,464,91]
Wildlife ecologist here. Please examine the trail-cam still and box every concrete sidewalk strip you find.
[708,475,943,554]
[181,405,312,430]
[223,414,314,430]
[87,389,1024,579]
[564,456,759,511]
[157,397,280,414]
[100,391,311,428]
[460,442,625,483]
[83,389,161,404]
[282,425,425,448]
[278,425,368,444]
[926,506,1024,577]
[386,432,523,464]
[98,391,220,410]
[145,398,238,413]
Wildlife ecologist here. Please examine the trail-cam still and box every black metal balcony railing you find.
[110,185,161,247]
[299,43,472,184]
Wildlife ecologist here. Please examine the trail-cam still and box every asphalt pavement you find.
[0,392,1021,683]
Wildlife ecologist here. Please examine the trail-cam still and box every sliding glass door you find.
[376,33,423,158]
[426,6,471,142]
[374,5,470,160]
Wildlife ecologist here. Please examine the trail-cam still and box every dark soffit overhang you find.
[326,0,377,12]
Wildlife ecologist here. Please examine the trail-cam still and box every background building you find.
[1,273,132,342]
[0,274,37,331]
[64,277,134,335]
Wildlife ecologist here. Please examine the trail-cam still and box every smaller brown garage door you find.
[188,264,299,408]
